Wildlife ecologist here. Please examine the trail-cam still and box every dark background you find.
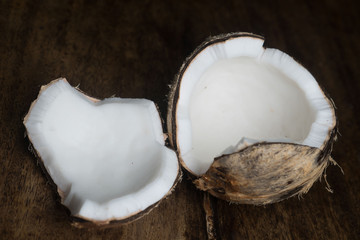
[0,0,359,239]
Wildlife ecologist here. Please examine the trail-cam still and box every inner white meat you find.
[175,38,334,176]
[25,79,178,221]
[187,57,315,174]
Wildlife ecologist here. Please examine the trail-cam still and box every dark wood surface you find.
[1,0,359,239]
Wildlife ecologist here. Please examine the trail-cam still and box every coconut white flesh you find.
[24,79,178,221]
[176,37,335,175]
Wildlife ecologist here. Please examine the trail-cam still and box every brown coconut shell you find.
[24,78,181,228]
[167,32,338,204]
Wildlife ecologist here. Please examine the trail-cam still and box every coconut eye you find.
[168,32,337,204]
[24,78,180,227]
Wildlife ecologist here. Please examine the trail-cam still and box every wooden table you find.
[1,0,359,239]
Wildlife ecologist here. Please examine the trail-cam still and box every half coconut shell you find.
[24,78,181,227]
[167,32,337,204]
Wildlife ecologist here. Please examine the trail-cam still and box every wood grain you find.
[1,0,359,239]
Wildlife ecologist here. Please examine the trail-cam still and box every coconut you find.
[24,78,180,227]
[167,32,337,204]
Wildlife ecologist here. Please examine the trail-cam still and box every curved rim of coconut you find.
[24,78,181,227]
[168,32,337,178]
